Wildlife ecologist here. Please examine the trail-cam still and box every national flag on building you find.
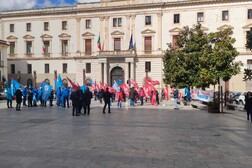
[129,34,134,50]
[97,34,101,51]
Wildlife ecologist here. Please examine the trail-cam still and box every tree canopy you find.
[163,24,241,89]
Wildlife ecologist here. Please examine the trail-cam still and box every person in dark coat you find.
[49,90,54,106]
[103,87,112,114]
[83,87,93,115]
[70,90,80,116]
[76,87,84,115]
[27,89,33,107]
[245,91,252,122]
[15,87,23,111]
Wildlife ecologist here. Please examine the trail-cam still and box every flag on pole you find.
[66,77,78,91]
[129,34,134,50]
[97,34,101,51]
[56,75,63,89]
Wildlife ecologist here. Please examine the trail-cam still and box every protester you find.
[22,86,28,106]
[6,87,13,108]
[103,87,112,113]
[15,87,22,111]
[117,88,123,108]
[56,87,62,106]
[83,87,93,115]
[49,90,54,106]
[28,89,33,107]
[139,87,145,106]
[173,87,179,110]
[70,90,79,116]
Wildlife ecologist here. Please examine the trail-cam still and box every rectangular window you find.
[10,42,15,55]
[45,64,49,73]
[197,12,204,22]
[145,16,151,25]
[63,63,67,73]
[248,9,252,19]
[85,39,92,54]
[27,64,32,74]
[86,19,91,28]
[113,18,122,27]
[144,36,152,51]
[174,14,180,24]
[222,11,229,21]
[43,41,50,54]
[11,64,15,74]
[62,40,68,55]
[247,59,252,69]
[26,41,32,54]
[44,22,49,31]
[26,23,31,31]
[10,24,14,32]
[114,38,121,51]
[86,63,91,73]
[145,62,151,72]
[62,21,67,30]
[172,35,180,49]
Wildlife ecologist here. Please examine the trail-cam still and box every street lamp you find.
[33,70,37,88]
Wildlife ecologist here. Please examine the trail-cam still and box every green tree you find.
[163,24,241,89]
[243,28,252,81]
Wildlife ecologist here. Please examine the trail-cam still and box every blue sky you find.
[0,0,100,12]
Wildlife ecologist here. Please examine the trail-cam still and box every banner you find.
[42,84,52,102]
[191,89,214,102]
[10,79,21,96]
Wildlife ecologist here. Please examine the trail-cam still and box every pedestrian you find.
[28,89,33,107]
[139,87,145,106]
[6,87,13,108]
[173,87,179,110]
[70,90,79,116]
[103,87,112,113]
[15,87,22,111]
[76,87,84,115]
[245,91,252,122]
[83,87,93,115]
[156,90,160,105]
[49,90,54,106]
[56,87,62,106]
[117,88,123,108]
[129,87,136,106]
[22,86,28,106]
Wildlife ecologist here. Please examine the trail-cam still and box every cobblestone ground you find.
[0,100,251,168]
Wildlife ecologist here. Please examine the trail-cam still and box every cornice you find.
[0,0,251,19]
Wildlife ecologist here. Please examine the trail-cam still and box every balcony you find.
[98,50,136,57]
[0,61,4,67]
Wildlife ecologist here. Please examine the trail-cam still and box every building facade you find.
[0,40,9,88]
[0,0,252,91]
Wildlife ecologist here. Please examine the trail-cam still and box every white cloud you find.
[0,0,36,11]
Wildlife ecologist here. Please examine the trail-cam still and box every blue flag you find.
[112,81,119,92]
[42,84,52,102]
[80,85,87,93]
[10,79,21,96]
[56,75,63,89]
[129,34,134,50]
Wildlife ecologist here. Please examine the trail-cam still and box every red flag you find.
[66,77,78,91]
[145,78,160,86]
[97,35,101,51]
[129,79,139,89]
[121,83,129,96]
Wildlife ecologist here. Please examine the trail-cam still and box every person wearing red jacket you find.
[117,88,123,108]
[139,87,145,106]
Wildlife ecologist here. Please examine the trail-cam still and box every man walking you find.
[103,88,112,114]
[83,87,93,115]
[173,87,179,110]
[15,87,23,111]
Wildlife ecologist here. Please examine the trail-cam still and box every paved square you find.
[0,101,251,168]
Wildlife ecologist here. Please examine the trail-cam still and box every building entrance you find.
[110,66,124,86]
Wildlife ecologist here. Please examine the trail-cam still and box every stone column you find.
[126,15,131,50]
[157,12,163,50]
[124,62,129,84]
[130,62,135,80]
[99,17,104,51]
[76,18,81,53]
[104,62,108,84]
[104,16,109,51]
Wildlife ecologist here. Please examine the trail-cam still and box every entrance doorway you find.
[110,66,123,86]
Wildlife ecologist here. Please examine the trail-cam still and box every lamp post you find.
[33,70,37,88]
[83,69,86,85]
[54,70,57,89]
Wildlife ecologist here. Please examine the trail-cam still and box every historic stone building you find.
[0,0,251,91]
[0,40,8,88]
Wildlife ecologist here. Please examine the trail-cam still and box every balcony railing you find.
[99,50,135,56]
[0,61,4,67]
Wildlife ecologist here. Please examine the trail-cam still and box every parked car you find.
[228,91,241,104]
[0,88,7,100]
[237,91,252,106]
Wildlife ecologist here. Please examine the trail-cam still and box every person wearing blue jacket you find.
[62,87,70,108]
[22,86,28,106]
[6,87,13,108]
[56,87,62,106]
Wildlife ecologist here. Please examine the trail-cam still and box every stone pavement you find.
[0,99,252,168]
